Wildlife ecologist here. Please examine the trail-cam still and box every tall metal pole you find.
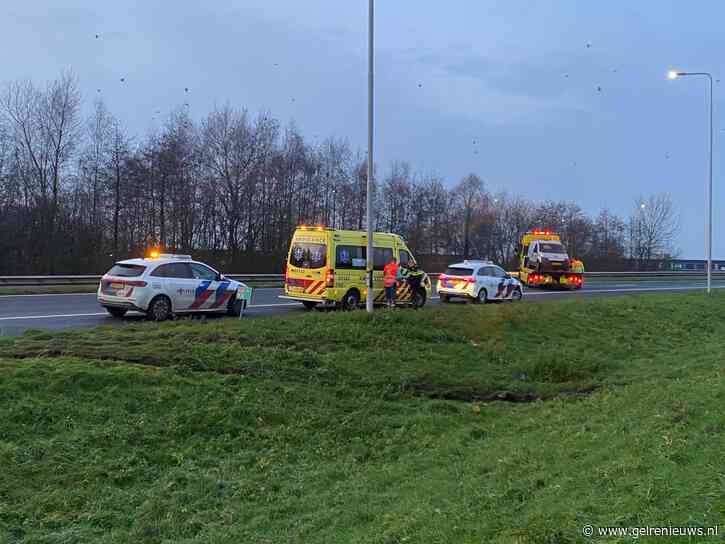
[707,74,713,293]
[365,0,375,312]
[668,71,714,293]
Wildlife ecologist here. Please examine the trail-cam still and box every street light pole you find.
[668,70,714,293]
[366,0,375,312]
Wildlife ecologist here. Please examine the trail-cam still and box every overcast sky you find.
[2,1,724,258]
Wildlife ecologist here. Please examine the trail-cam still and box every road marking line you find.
[250,303,299,308]
[0,312,108,321]
[0,292,98,298]
[0,287,285,299]
[524,285,725,296]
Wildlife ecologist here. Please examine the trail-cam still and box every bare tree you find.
[108,119,131,255]
[628,194,680,267]
[454,173,484,258]
[591,209,626,260]
[1,71,81,271]
[79,98,113,231]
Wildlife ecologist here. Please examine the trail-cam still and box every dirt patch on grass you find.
[406,383,602,403]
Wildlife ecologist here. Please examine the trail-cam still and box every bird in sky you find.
[120,77,125,83]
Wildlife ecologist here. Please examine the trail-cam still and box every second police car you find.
[97,253,248,321]
[437,260,523,303]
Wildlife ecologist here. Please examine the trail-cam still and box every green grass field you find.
[0,285,99,296]
[1,293,724,542]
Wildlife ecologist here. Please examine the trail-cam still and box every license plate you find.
[289,286,303,292]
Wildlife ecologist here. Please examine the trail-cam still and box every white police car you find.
[437,260,523,303]
[97,254,248,321]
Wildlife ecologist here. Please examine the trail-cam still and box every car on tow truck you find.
[97,253,248,321]
[437,260,523,304]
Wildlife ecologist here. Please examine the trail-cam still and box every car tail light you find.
[325,269,334,287]
[439,273,447,280]
[466,276,475,283]
[125,280,148,287]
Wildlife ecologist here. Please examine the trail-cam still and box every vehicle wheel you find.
[105,307,127,318]
[302,301,318,310]
[511,288,523,302]
[411,289,426,309]
[227,296,245,316]
[147,295,172,321]
[341,289,360,310]
[440,294,450,303]
[475,288,488,304]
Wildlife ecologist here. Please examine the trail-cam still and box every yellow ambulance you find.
[281,226,432,309]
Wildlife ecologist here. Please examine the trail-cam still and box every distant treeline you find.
[0,71,679,275]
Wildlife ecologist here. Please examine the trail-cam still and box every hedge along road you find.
[1,279,725,336]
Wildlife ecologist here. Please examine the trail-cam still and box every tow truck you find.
[516,230,583,289]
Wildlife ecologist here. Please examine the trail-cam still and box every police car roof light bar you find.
[158,253,192,260]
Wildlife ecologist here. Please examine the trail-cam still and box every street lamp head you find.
[667,70,680,80]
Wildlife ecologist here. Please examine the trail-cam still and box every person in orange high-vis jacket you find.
[383,256,399,308]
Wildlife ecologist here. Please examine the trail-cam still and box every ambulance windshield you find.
[289,243,327,269]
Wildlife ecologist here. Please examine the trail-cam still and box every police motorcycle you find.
[394,262,429,309]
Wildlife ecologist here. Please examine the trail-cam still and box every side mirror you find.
[216,273,223,282]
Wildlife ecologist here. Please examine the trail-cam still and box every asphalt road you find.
[0,279,723,336]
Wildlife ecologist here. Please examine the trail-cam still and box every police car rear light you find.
[439,273,447,280]
[466,276,475,282]
[125,280,148,287]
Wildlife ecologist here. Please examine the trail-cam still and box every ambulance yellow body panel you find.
[282,227,432,309]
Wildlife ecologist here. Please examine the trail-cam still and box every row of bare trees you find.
[0,72,679,274]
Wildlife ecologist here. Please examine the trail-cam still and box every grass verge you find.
[1,293,724,542]
[0,285,99,296]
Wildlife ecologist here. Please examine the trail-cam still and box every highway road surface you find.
[0,279,723,336]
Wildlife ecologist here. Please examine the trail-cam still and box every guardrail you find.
[0,270,723,287]
[0,274,285,286]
